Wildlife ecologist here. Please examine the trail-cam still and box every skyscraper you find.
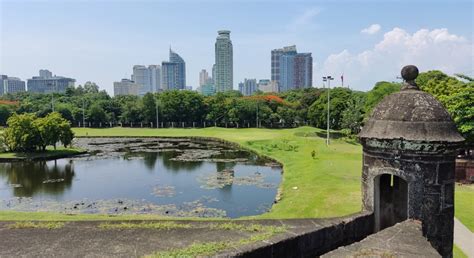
[132,65,150,95]
[199,69,209,87]
[161,62,179,91]
[131,65,161,95]
[271,45,297,88]
[162,48,186,90]
[212,64,216,85]
[279,54,295,92]
[271,45,312,92]
[215,30,233,92]
[239,78,257,96]
[148,65,161,93]
[294,53,312,89]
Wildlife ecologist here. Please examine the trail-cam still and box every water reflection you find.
[0,138,282,218]
[159,151,204,172]
[0,160,75,197]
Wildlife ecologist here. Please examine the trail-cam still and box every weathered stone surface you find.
[358,66,464,257]
[0,214,374,258]
[359,90,464,142]
[322,220,441,258]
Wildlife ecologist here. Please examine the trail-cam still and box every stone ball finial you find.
[401,65,419,90]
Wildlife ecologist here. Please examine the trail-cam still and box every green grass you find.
[98,221,192,230]
[455,185,474,232]
[0,146,85,160]
[0,127,471,229]
[149,241,231,257]
[453,244,468,258]
[7,221,65,229]
[147,223,286,257]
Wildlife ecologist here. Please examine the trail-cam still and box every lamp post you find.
[324,76,334,146]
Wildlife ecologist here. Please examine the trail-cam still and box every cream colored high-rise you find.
[215,30,233,92]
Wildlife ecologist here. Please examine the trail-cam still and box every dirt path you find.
[454,217,474,257]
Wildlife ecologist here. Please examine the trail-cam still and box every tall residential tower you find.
[215,30,233,92]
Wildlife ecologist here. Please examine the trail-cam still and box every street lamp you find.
[324,76,334,146]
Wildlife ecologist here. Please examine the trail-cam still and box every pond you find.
[0,138,282,218]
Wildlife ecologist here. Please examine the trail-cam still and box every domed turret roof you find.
[359,65,464,142]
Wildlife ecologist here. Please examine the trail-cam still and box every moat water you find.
[0,138,282,218]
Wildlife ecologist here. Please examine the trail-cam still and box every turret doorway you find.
[374,174,408,231]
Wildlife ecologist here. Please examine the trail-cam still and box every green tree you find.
[83,81,99,94]
[3,113,41,152]
[341,92,366,134]
[59,120,75,147]
[87,103,108,126]
[205,93,229,123]
[120,101,142,123]
[55,104,74,123]
[141,93,157,123]
[445,84,474,144]
[160,90,205,123]
[34,112,65,150]
[0,105,12,126]
[416,70,473,144]
[308,87,352,130]
[364,81,401,114]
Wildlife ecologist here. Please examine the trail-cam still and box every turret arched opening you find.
[374,174,408,231]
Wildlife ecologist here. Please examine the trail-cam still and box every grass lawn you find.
[455,184,474,232]
[453,244,468,258]
[0,126,471,229]
[0,146,85,161]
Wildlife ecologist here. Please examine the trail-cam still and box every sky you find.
[1,0,473,94]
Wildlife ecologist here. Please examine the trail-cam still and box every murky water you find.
[0,138,282,218]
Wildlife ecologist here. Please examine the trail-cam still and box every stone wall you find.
[232,212,374,257]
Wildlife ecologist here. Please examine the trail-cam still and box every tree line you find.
[0,71,472,144]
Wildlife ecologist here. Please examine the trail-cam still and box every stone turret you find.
[359,65,464,257]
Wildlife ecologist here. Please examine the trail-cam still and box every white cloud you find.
[361,24,381,35]
[287,7,321,31]
[318,27,473,90]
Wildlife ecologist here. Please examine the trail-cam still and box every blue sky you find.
[1,0,473,94]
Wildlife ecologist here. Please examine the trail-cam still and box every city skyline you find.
[1,1,472,94]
